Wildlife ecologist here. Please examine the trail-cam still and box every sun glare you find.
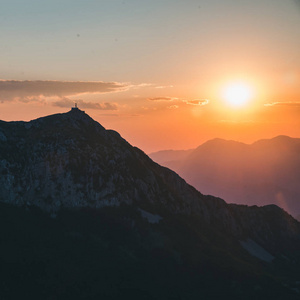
[223,82,253,108]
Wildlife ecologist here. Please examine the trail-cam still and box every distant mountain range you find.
[149,136,300,220]
[0,109,300,299]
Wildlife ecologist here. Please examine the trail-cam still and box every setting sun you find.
[223,82,253,108]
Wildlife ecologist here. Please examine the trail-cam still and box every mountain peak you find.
[0,110,204,213]
[18,108,106,137]
[251,135,300,150]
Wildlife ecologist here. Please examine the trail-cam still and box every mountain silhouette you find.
[0,109,300,299]
[150,136,300,219]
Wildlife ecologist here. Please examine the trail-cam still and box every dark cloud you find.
[0,80,129,102]
[264,101,300,107]
[53,98,118,110]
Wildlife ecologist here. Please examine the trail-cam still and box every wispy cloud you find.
[0,80,130,102]
[53,98,118,110]
[185,99,209,106]
[131,83,153,89]
[155,85,174,89]
[168,105,179,109]
[264,101,300,107]
[148,97,178,101]
[147,96,210,107]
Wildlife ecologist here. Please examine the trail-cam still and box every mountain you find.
[1,109,300,299]
[149,149,194,171]
[149,136,300,219]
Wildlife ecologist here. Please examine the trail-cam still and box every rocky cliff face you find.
[0,109,209,214]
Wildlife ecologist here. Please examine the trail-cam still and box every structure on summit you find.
[71,103,85,113]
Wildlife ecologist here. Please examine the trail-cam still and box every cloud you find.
[185,99,210,106]
[0,80,129,102]
[53,98,118,110]
[147,96,210,107]
[130,83,153,90]
[264,101,300,107]
[148,97,178,101]
[155,85,174,89]
[136,83,153,87]
[168,105,179,109]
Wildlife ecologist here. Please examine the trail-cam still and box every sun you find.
[222,82,253,108]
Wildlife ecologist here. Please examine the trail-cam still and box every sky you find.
[1,0,300,153]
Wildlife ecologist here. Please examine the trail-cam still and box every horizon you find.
[1,0,300,153]
[1,107,299,154]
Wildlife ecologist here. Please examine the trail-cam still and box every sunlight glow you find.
[223,82,253,108]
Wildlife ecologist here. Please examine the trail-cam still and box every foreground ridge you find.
[0,110,300,299]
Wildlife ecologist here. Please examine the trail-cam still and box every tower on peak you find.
[71,103,85,113]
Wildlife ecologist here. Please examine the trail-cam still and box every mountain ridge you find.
[1,109,300,299]
[0,109,299,231]
[0,108,217,216]
[149,135,300,219]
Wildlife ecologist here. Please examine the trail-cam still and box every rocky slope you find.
[0,108,208,214]
[1,109,300,299]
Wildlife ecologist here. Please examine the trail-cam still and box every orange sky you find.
[1,1,300,153]
[0,77,299,153]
